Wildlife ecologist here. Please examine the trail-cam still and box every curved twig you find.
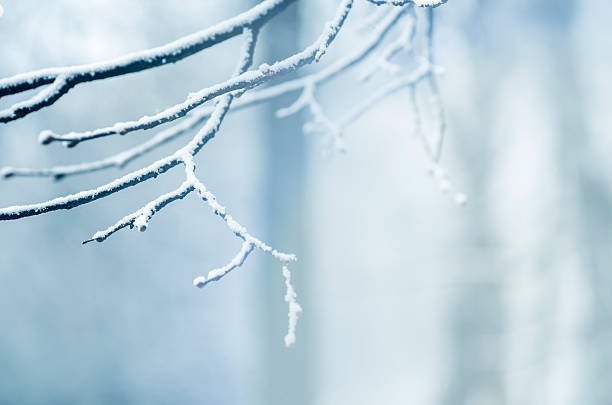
[1,7,405,181]
[42,0,356,147]
[366,0,447,7]
[0,0,355,221]
[0,0,295,122]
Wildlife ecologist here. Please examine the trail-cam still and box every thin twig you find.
[0,0,355,220]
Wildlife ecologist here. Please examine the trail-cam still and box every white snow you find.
[282,265,302,348]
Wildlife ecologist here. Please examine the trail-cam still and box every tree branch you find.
[2,6,404,181]
[0,0,296,122]
[0,0,355,220]
[366,0,447,7]
[31,0,355,147]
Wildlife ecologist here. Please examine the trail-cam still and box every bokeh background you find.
[1,1,611,404]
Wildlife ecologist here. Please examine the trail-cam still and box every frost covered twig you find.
[185,153,297,287]
[0,117,200,180]
[0,0,355,220]
[272,7,410,150]
[0,0,453,346]
[0,0,295,123]
[409,8,465,205]
[0,0,361,347]
[425,7,446,162]
[360,4,417,81]
[72,25,301,345]
[356,6,388,32]
[282,266,302,347]
[82,181,194,243]
[33,0,355,147]
[185,152,300,347]
[339,63,431,129]
[82,22,259,243]
[277,83,346,152]
[272,4,429,151]
[2,5,405,180]
[366,0,447,7]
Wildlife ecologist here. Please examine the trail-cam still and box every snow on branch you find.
[282,266,302,347]
[25,0,355,147]
[1,6,406,181]
[359,7,417,81]
[0,0,365,347]
[366,0,448,7]
[82,181,195,243]
[425,7,446,163]
[0,116,203,180]
[0,0,355,220]
[277,83,347,152]
[0,0,296,122]
[0,0,455,346]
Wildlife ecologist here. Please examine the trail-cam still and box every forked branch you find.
[0,0,453,346]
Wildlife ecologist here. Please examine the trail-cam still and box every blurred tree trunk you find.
[440,3,506,404]
[255,2,314,405]
[538,0,612,402]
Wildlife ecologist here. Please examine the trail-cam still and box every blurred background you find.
[1,0,611,404]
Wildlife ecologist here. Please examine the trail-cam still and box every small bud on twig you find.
[38,130,55,145]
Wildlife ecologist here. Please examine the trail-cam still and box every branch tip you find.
[38,130,55,145]
[0,167,14,179]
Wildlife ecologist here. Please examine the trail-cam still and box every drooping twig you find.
[81,23,260,242]
[0,0,451,347]
[338,63,431,129]
[425,7,446,162]
[282,266,302,347]
[74,25,301,344]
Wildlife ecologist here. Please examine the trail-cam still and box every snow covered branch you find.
[25,0,354,147]
[0,0,454,345]
[0,0,354,220]
[0,0,296,122]
[2,5,406,180]
[359,7,417,81]
[366,0,447,7]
